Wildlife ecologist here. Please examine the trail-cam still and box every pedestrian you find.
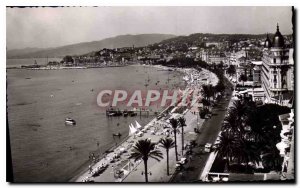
[89,165,93,174]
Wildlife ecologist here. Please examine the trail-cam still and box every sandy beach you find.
[74,65,218,182]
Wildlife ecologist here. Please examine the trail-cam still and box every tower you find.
[261,24,293,106]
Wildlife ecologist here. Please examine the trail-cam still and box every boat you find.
[112,133,122,137]
[135,120,142,129]
[123,109,128,117]
[113,111,122,116]
[130,112,137,117]
[108,113,115,116]
[65,118,76,125]
[129,124,137,136]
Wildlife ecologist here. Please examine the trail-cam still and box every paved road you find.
[171,78,233,182]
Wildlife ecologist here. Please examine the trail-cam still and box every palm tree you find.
[208,84,216,100]
[201,85,210,101]
[227,65,236,77]
[178,117,187,156]
[215,81,225,96]
[239,74,247,86]
[214,131,237,172]
[201,98,210,109]
[246,108,268,144]
[159,137,175,175]
[237,139,261,172]
[228,100,249,138]
[170,118,179,161]
[229,100,248,122]
[222,112,239,134]
[261,144,283,171]
[129,139,163,182]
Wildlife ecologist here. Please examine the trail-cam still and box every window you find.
[282,72,287,88]
[273,58,276,64]
[274,75,277,88]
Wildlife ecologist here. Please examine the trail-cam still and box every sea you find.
[6,58,186,182]
[6,58,62,68]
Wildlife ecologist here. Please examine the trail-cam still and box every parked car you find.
[204,143,212,152]
[178,157,187,165]
[175,158,188,171]
[215,137,221,145]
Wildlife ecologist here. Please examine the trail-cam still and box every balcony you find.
[269,87,288,92]
[263,60,290,67]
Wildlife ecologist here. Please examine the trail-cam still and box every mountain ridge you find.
[7,34,176,59]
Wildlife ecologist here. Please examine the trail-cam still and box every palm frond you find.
[129,139,163,162]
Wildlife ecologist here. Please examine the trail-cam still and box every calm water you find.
[7,58,62,68]
[7,61,185,182]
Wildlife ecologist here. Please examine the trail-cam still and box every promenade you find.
[123,110,204,182]
[171,76,233,182]
[74,67,218,182]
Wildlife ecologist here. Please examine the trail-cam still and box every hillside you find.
[154,33,293,46]
[7,34,175,59]
[7,47,48,58]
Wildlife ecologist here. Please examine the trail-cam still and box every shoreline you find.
[6,65,128,70]
[70,65,188,182]
[72,64,219,182]
[68,134,132,182]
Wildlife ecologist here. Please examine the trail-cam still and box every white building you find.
[261,24,294,106]
[277,109,294,180]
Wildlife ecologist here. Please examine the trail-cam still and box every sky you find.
[6,6,293,50]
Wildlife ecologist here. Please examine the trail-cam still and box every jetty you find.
[106,108,150,117]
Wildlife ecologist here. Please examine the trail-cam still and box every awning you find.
[276,141,289,151]
[279,113,290,122]
[239,90,248,94]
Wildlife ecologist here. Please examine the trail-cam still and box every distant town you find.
[12,31,293,71]
[71,24,293,182]
[7,24,294,183]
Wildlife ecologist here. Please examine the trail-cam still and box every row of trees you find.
[128,57,228,181]
[227,65,236,77]
[215,99,290,173]
[199,62,227,118]
[129,117,187,182]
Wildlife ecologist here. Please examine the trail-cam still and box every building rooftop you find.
[273,24,285,48]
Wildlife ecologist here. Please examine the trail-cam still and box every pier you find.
[106,108,150,118]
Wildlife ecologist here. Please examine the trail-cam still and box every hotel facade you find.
[261,24,294,180]
[261,24,294,107]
